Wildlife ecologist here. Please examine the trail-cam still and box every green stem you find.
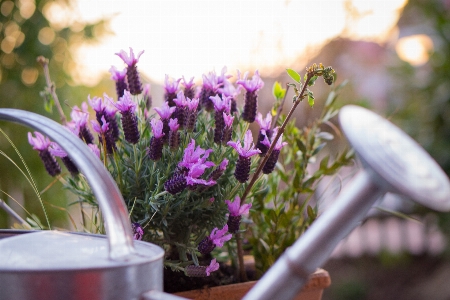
[240,73,313,205]
[235,73,313,282]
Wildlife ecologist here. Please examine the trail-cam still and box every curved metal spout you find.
[0,108,134,259]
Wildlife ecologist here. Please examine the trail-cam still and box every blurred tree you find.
[390,0,450,175]
[0,0,111,229]
[390,0,450,255]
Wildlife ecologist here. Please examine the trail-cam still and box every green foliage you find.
[58,82,259,268]
[249,77,354,275]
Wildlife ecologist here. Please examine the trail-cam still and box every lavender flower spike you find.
[256,112,273,156]
[155,101,176,143]
[132,222,144,240]
[262,130,288,174]
[115,90,140,144]
[164,74,182,107]
[210,94,232,143]
[148,119,165,161]
[198,224,232,255]
[225,196,252,233]
[222,112,234,144]
[236,70,264,123]
[92,116,116,154]
[182,76,196,99]
[115,47,144,95]
[28,132,61,177]
[185,259,220,277]
[227,130,261,183]
[49,142,79,175]
[206,259,220,276]
[109,66,128,99]
[168,118,180,150]
[70,102,93,144]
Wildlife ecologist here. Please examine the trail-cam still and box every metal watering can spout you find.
[243,105,450,300]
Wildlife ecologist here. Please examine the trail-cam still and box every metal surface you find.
[0,108,134,258]
[0,109,168,300]
[244,105,450,300]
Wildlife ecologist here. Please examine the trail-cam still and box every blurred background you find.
[1,0,449,299]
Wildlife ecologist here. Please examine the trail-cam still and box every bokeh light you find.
[395,34,434,66]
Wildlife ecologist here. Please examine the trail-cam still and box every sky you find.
[44,0,408,85]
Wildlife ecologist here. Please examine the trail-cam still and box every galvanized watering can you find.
[0,106,449,300]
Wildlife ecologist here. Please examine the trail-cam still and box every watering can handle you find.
[0,108,135,259]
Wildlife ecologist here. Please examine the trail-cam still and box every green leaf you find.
[307,76,318,86]
[296,138,307,154]
[307,91,315,107]
[319,156,329,170]
[286,68,301,83]
[272,81,286,100]
[311,142,326,156]
[307,205,316,220]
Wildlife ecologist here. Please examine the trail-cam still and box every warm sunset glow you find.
[50,0,408,85]
[395,34,434,66]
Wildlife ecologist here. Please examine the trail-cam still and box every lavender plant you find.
[30,49,341,281]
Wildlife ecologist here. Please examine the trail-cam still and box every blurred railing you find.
[331,214,447,258]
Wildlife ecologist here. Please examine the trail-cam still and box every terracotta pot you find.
[174,268,330,300]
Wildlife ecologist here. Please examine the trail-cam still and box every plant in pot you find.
[18,49,351,299]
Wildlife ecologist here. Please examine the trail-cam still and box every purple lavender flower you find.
[236,70,264,123]
[199,71,222,111]
[148,119,165,161]
[178,139,214,170]
[164,173,187,195]
[222,112,234,144]
[225,196,252,233]
[198,224,232,255]
[115,91,140,144]
[219,80,241,114]
[173,91,187,128]
[185,162,216,188]
[185,259,220,277]
[210,94,232,144]
[132,222,144,240]
[262,129,287,174]
[28,132,61,177]
[168,118,180,150]
[182,76,196,99]
[69,102,94,144]
[164,75,181,107]
[227,130,261,183]
[143,83,152,109]
[185,97,200,131]
[255,112,273,156]
[49,143,79,175]
[209,158,229,181]
[216,66,232,86]
[92,116,116,154]
[109,66,128,99]
[155,101,176,143]
[103,94,120,141]
[115,47,144,95]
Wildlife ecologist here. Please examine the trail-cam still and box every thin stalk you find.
[240,73,313,205]
[270,85,290,130]
[37,56,67,125]
[235,232,247,281]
